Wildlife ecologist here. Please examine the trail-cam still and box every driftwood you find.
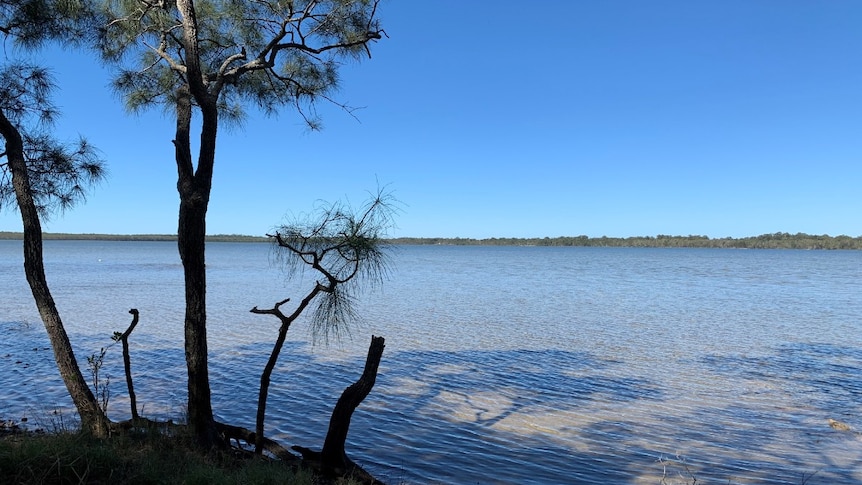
[292,335,386,484]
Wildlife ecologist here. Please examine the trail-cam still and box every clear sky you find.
[2,0,860,238]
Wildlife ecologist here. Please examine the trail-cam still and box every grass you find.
[0,426,346,485]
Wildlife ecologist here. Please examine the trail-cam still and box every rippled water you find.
[2,241,862,484]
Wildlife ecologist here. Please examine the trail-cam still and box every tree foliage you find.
[1,0,97,48]
[0,64,105,217]
[0,0,106,216]
[272,188,396,342]
[101,0,384,126]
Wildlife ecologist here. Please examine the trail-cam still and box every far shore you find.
[1,231,861,249]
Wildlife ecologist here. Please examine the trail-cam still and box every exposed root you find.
[214,421,301,464]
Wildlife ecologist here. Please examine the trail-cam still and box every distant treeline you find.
[1,231,861,249]
[389,233,862,250]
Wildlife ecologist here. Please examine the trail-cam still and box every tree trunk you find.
[254,309,291,454]
[173,0,223,445]
[174,79,220,446]
[178,187,215,445]
[0,110,109,437]
[321,335,386,476]
[251,289,323,454]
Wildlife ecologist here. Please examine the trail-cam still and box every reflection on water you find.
[1,242,862,484]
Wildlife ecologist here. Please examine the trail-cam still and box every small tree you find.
[0,0,107,435]
[99,0,385,445]
[251,190,395,454]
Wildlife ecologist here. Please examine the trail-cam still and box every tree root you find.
[214,421,301,464]
[110,416,180,433]
[291,445,382,485]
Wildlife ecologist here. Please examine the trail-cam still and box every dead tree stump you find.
[119,309,141,421]
[293,335,386,484]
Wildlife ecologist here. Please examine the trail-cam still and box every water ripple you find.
[2,243,862,484]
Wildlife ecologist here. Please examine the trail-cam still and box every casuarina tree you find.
[98,0,384,446]
[0,0,107,436]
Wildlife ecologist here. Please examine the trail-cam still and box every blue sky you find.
[2,0,860,238]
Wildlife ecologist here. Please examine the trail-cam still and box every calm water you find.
[1,241,862,484]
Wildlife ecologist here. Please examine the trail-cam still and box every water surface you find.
[1,241,861,484]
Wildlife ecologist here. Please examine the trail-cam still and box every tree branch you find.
[172,83,194,180]
[142,37,186,75]
[271,31,382,58]
[249,282,325,454]
[175,0,208,98]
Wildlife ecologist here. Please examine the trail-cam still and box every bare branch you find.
[250,297,291,317]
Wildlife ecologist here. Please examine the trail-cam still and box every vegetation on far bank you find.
[391,232,862,250]
[1,231,861,250]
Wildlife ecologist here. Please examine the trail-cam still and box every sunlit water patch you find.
[2,242,862,484]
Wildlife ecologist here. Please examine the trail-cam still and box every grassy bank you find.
[0,428,339,485]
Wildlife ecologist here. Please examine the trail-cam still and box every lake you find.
[1,241,861,484]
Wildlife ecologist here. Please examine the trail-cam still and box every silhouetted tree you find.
[0,1,107,436]
[99,0,384,446]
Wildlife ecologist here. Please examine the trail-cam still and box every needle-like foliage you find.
[0,63,105,218]
[271,188,397,343]
[1,0,99,49]
[101,0,385,128]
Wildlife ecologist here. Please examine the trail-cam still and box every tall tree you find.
[99,0,384,445]
[0,1,107,435]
